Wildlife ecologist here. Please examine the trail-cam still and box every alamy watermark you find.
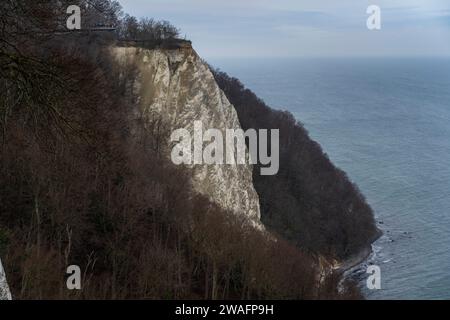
[66,265,81,290]
[366,265,381,290]
[64,4,381,32]
[367,5,381,30]
[170,121,279,176]
[66,5,81,30]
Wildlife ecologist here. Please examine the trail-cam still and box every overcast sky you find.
[119,0,450,58]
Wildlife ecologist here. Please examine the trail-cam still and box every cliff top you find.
[116,38,192,50]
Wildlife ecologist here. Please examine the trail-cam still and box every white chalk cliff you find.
[111,45,261,222]
[0,45,262,300]
[0,258,11,300]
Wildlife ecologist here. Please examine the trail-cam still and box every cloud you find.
[119,0,450,57]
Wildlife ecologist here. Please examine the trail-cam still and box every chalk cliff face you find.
[111,45,261,222]
[0,258,11,300]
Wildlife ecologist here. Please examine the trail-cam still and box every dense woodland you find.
[213,70,380,260]
[0,0,370,299]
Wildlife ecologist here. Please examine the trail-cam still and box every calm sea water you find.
[210,57,450,299]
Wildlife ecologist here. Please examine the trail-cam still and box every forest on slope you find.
[213,70,380,260]
[0,0,373,299]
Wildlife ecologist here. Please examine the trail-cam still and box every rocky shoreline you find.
[337,246,374,274]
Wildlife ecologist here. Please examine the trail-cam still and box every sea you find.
[210,57,450,300]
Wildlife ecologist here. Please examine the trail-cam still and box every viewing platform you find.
[116,38,192,50]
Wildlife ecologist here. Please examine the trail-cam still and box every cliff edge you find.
[110,45,261,223]
[0,258,11,300]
